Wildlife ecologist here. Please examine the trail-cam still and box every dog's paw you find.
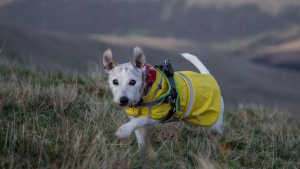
[115,123,134,138]
[137,140,146,148]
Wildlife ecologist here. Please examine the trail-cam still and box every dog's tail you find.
[181,53,211,75]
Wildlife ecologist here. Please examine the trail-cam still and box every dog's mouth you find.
[118,101,135,107]
[118,103,128,107]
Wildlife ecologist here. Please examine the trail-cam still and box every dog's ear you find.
[131,46,146,69]
[103,48,117,73]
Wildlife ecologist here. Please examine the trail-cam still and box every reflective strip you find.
[178,73,194,118]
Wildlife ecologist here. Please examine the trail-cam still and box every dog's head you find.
[103,46,146,107]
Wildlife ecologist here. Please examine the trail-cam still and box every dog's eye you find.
[112,79,119,85]
[129,80,136,86]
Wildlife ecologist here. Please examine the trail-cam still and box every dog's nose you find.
[120,96,129,105]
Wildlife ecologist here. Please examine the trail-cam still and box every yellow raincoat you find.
[126,70,221,126]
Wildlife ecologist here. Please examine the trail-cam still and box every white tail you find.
[181,53,211,74]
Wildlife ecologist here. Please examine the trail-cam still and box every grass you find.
[0,64,300,168]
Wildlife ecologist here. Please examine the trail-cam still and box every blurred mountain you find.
[0,0,300,42]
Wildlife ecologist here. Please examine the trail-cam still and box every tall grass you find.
[0,65,299,168]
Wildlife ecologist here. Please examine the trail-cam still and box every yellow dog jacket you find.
[126,70,221,126]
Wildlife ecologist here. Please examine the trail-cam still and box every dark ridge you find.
[274,62,300,72]
[251,55,273,65]
[251,54,300,72]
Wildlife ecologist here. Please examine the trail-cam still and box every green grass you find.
[0,64,300,168]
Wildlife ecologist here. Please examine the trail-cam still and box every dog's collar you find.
[128,65,156,107]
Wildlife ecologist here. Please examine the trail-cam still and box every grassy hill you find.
[0,63,300,168]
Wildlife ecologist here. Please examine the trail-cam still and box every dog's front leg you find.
[134,127,147,147]
[131,116,153,147]
[115,116,159,139]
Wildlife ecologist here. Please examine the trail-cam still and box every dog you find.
[103,46,224,147]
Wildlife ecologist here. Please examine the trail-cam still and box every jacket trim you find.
[178,73,194,119]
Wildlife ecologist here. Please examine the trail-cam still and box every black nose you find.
[120,96,129,105]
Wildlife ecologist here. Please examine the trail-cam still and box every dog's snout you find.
[120,96,129,105]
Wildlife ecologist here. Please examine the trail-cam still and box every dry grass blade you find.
[0,40,6,57]
[239,102,248,123]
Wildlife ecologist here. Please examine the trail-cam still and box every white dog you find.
[103,46,224,147]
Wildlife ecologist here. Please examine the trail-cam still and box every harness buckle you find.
[164,95,172,103]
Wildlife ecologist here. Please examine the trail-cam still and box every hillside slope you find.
[1,22,300,117]
[0,64,300,168]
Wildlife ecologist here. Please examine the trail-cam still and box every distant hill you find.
[0,0,300,42]
[1,0,299,72]
[210,25,300,72]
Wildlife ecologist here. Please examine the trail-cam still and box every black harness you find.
[134,59,180,123]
